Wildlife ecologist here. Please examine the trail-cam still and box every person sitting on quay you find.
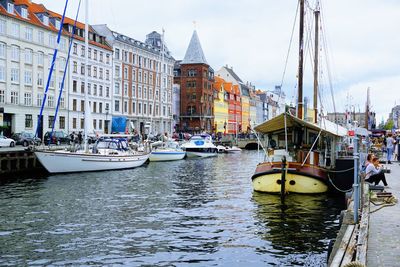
[365,156,389,187]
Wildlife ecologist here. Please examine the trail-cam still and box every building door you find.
[104,120,109,134]
[2,113,12,137]
[37,115,43,141]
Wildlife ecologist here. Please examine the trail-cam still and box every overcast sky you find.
[39,0,400,122]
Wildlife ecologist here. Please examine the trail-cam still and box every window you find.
[138,103,142,114]
[114,82,120,94]
[0,90,4,103]
[24,70,32,85]
[81,46,85,57]
[115,65,120,78]
[99,102,103,113]
[106,87,110,97]
[93,66,97,78]
[99,68,103,79]
[0,19,5,34]
[8,3,14,14]
[37,72,43,87]
[143,88,147,99]
[114,100,120,112]
[11,91,19,104]
[149,104,152,115]
[106,69,109,80]
[132,85,136,97]
[143,103,147,115]
[73,99,77,111]
[87,65,91,76]
[124,101,127,113]
[21,8,28,19]
[73,43,77,54]
[43,15,49,26]
[81,63,85,74]
[59,116,65,129]
[80,118,84,129]
[0,65,4,81]
[49,76,55,88]
[37,52,44,65]
[124,83,128,95]
[81,82,85,94]
[37,93,43,107]
[11,68,19,83]
[24,93,32,106]
[73,118,77,129]
[115,48,120,60]
[25,27,33,41]
[11,46,19,61]
[59,58,66,70]
[81,100,85,112]
[48,116,55,128]
[60,97,65,109]
[93,102,97,113]
[47,96,54,107]
[124,67,128,78]
[87,83,91,95]
[73,80,77,92]
[132,70,136,81]
[132,102,136,114]
[94,50,97,60]
[93,84,97,96]
[73,61,77,73]
[106,54,110,64]
[25,49,33,64]
[38,31,44,44]
[88,48,92,59]
[25,115,33,128]
[55,20,61,30]
[12,23,19,37]
[99,120,102,130]
[93,119,96,129]
[100,52,103,62]
[49,35,56,48]
[0,42,5,58]
[138,86,142,99]
[99,85,103,97]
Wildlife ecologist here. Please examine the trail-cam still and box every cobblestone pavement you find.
[367,161,400,266]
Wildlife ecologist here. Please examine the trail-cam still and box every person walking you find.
[386,133,395,164]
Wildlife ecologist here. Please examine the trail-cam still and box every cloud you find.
[38,0,400,121]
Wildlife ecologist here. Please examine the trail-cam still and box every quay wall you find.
[0,150,45,177]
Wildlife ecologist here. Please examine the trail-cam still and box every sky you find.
[38,0,400,122]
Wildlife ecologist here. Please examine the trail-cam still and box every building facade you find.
[93,25,174,135]
[0,0,69,137]
[174,30,214,133]
[213,76,228,134]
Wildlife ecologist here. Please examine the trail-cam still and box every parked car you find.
[44,131,71,145]
[0,136,16,147]
[11,132,41,146]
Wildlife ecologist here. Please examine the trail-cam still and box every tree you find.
[384,119,394,130]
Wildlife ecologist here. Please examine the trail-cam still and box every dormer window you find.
[21,7,28,19]
[7,3,14,13]
[43,15,49,26]
[55,20,61,30]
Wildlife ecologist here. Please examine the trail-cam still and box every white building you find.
[0,0,69,138]
[93,25,174,135]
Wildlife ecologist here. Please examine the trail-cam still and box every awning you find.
[254,112,347,137]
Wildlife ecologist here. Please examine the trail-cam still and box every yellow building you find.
[213,77,229,133]
[241,85,250,132]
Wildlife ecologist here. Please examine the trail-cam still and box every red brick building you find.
[173,30,214,133]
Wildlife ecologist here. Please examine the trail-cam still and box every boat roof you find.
[254,112,348,137]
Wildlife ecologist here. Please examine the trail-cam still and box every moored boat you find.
[181,134,218,158]
[149,140,186,162]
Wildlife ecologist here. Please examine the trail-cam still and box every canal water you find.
[0,151,344,266]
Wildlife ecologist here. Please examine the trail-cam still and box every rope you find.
[370,195,397,214]
[328,174,353,193]
[327,167,354,173]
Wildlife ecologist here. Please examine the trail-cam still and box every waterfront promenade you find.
[367,162,400,266]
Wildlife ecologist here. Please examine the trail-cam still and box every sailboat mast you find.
[84,0,89,152]
[313,9,320,123]
[297,0,305,120]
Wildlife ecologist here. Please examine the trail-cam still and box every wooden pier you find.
[328,162,399,267]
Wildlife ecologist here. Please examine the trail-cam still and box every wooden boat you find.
[251,112,347,194]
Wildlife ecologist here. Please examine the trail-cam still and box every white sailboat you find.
[35,0,149,173]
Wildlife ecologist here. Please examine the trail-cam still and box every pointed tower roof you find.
[181,30,208,65]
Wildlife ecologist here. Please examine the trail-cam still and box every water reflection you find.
[0,151,344,266]
[252,193,345,266]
